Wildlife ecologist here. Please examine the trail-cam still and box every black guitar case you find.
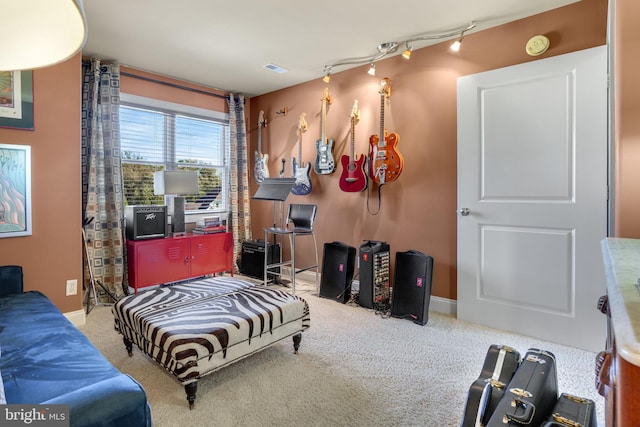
[460,345,521,427]
[541,393,597,427]
[486,348,558,426]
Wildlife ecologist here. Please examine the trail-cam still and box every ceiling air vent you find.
[264,63,288,74]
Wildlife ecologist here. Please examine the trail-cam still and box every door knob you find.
[458,208,470,216]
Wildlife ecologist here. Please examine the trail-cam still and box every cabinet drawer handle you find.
[595,350,612,396]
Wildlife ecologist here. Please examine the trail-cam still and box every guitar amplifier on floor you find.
[358,240,391,310]
[319,241,356,303]
[391,250,433,326]
[240,239,280,280]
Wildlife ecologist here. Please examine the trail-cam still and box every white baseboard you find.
[296,274,457,316]
[429,295,457,316]
[65,309,86,327]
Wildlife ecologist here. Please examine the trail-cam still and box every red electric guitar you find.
[369,77,403,185]
[339,100,367,192]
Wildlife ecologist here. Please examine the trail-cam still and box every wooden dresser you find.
[600,238,640,426]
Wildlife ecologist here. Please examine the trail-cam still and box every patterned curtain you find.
[227,94,251,272]
[81,59,125,300]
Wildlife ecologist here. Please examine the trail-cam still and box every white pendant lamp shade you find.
[0,0,87,71]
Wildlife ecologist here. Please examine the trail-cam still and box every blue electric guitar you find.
[313,88,336,175]
[291,113,312,195]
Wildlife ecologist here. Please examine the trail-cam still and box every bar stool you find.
[264,203,319,294]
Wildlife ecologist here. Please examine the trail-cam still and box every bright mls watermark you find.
[1,405,69,426]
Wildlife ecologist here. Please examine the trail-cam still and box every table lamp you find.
[153,171,199,235]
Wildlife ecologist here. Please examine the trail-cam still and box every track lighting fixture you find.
[450,28,470,52]
[321,22,476,81]
[450,38,462,52]
[402,42,413,60]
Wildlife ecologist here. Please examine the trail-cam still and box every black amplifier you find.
[240,239,280,280]
[358,240,391,310]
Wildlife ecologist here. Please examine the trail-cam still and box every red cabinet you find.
[127,232,233,293]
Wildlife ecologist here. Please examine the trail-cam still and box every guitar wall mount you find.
[276,107,288,117]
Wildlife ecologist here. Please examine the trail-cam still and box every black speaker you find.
[240,240,280,280]
[319,241,356,303]
[358,240,391,309]
[172,196,186,234]
[391,250,433,326]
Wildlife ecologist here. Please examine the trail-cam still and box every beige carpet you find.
[79,279,605,427]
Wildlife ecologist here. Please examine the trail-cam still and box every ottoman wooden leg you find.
[123,337,133,356]
[185,382,198,409]
[292,333,302,354]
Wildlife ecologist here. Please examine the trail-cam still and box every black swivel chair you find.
[264,204,319,294]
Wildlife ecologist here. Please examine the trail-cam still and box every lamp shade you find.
[153,171,199,195]
[0,0,88,71]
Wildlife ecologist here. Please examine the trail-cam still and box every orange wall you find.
[248,0,607,300]
[0,0,611,314]
[0,54,82,313]
[615,0,640,237]
[119,67,228,112]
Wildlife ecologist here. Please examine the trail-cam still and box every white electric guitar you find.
[291,113,312,195]
[254,110,269,183]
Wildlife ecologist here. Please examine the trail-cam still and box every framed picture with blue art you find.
[0,70,34,130]
[0,144,32,238]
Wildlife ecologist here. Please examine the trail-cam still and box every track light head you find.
[367,62,376,76]
[402,42,412,59]
[322,73,331,83]
[450,38,462,52]
[451,28,469,52]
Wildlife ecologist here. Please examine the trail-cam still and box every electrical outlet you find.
[66,279,78,296]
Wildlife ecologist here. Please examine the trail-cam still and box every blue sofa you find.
[0,266,152,426]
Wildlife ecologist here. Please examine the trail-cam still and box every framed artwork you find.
[0,70,34,130]
[0,144,32,238]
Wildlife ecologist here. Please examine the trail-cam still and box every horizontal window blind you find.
[120,103,228,212]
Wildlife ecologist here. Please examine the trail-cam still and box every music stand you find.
[252,178,296,285]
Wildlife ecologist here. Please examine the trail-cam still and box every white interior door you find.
[457,46,608,352]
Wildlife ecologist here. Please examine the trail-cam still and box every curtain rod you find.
[120,71,229,100]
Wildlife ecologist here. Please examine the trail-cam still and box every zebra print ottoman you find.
[112,276,310,409]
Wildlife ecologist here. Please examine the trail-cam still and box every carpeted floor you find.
[79,278,605,427]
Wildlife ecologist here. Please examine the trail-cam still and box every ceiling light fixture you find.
[322,71,331,83]
[377,42,399,55]
[450,38,462,52]
[450,28,470,52]
[367,62,376,76]
[0,0,88,71]
[321,22,476,80]
[402,43,413,60]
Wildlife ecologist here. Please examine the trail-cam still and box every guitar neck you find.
[298,130,303,162]
[258,111,265,152]
[350,118,356,161]
[379,93,385,147]
[321,99,327,144]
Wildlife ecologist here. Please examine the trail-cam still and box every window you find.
[119,94,229,214]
